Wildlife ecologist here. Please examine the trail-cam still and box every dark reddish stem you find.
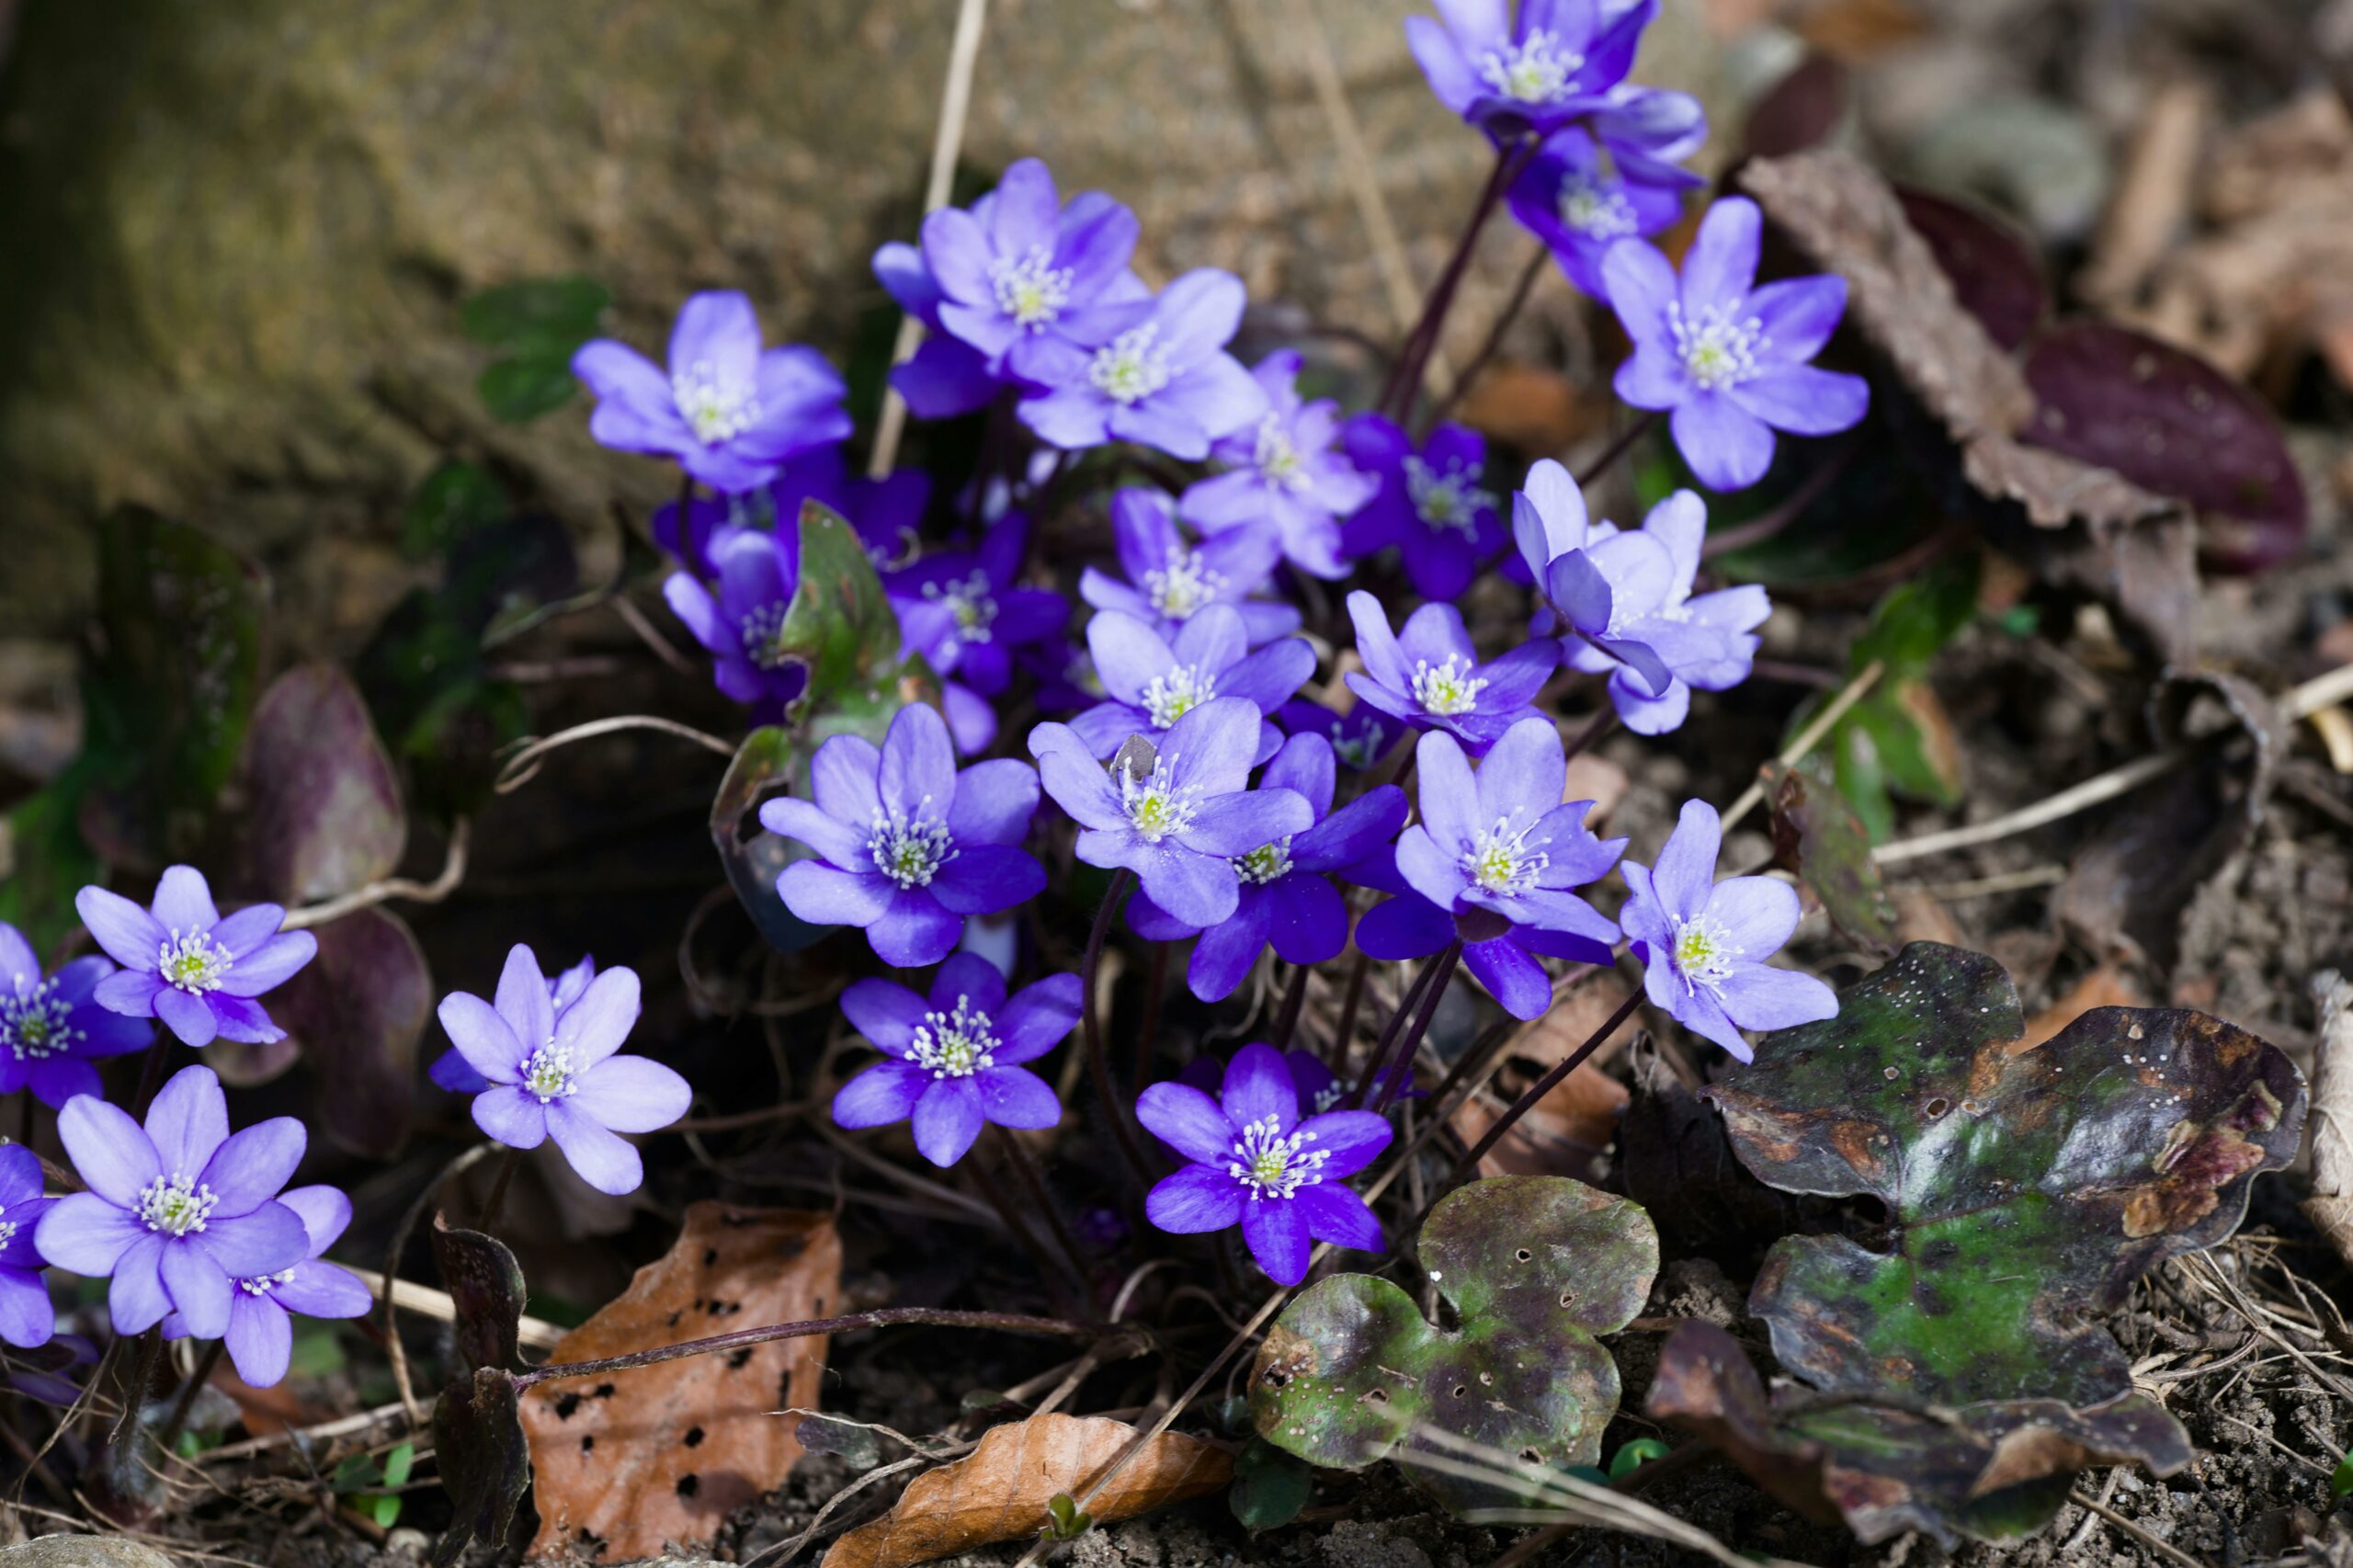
[1574,411,1661,488]
[1449,986,1643,1181]
[1701,438,1859,560]
[1560,708,1618,766]
[1268,964,1311,1055]
[515,1309,1104,1388]
[1380,140,1535,420]
[1348,941,1458,1108]
[1326,950,1371,1072]
[1083,869,1153,1183]
[1424,243,1550,431]
[1375,940,1461,1112]
[476,1145,523,1236]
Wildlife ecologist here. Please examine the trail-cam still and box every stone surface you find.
[0,1538,177,1568]
[0,0,1727,641]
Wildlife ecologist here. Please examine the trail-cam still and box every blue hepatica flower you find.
[1603,195,1870,492]
[1559,490,1768,734]
[573,290,852,494]
[1339,415,1508,603]
[1127,733,1408,1001]
[1620,800,1837,1060]
[1345,590,1558,756]
[662,525,807,715]
[1136,1041,1390,1286]
[77,868,315,1050]
[0,921,151,1108]
[1506,119,1693,301]
[1179,351,1375,579]
[1407,0,1659,137]
[1018,269,1267,461]
[1068,605,1314,765]
[429,953,597,1096]
[1033,697,1313,929]
[163,1184,370,1389]
[887,511,1070,708]
[1080,488,1301,647]
[1358,719,1624,1020]
[1277,699,1396,775]
[0,1145,54,1348]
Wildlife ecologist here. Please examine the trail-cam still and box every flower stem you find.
[1082,869,1153,1184]
[1700,437,1859,561]
[1448,986,1643,1181]
[1379,139,1533,421]
[1423,242,1550,432]
[1574,410,1661,488]
[107,1328,164,1450]
[991,1127,1094,1291]
[1560,707,1619,766]
[1132,942,1169,1095]
[965,1153,1075,1299]
[130,1037,172,1118]
[514,1308,1104,1389]
[1326,951,1371,1072]
[476,1146,524,1236]
[154,1339,223,1463]
[1378,940,1461,1113]
[1269,964,1311,1055]
[1347,943,1455,1108]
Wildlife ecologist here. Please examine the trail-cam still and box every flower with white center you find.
[1227,1113,1328,1200]
[868,799,958,889]
[158,931,233,994]
[738,602,792,669]
[922,571,999,648]
[672,358,763,445]
[1558,172,1639,240]
[989,245,1074,328]
[1141,665,1217,729]
[136,1173,218,1237]
[1462,813,1551,897]
[1253,415,1312,493]
[1120,754,1202,844]
[0,978,81,1062]
[519,1042,579,1102]
[1478,29,1583,105]
[1143,546,1223,622]
[1404,454,1495,539]
[1667,301,1768,392]
[1089,324,1174,405]
[1669,913,1742,997]
[909,994,998,1079]
[1409,653,1488,717]
[1233,836,1295,885]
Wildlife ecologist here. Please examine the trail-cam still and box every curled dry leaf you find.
[264,907,431,1156]
[521,1202,843,1561]
[821,1413,1232,1568]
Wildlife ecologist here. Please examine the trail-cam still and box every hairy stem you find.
[1269,964,1311,1056]
[476,1145,524,1236]
[1326,950,1371,1071]
[154,1339,224,1463]
[1574,410,1661,488]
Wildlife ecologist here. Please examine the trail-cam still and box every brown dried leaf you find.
[1449,980,1639,1178]
[822,1414,1232,1568]
[521,1203,842,1560]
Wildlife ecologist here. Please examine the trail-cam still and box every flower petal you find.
[552,967,642,1069]
[224,1294,293,1387]
[1241,1199,1312,1286]
[214,932,314,997]
[910,1079,984,1167]
[1294,1108,1392,1179]
[832,1060,930,1128]
[493,945,555,1057]
[865,888,963,969]
[33,1192,146,1274]
[438,992,527,1085]
[151,866,221,937]
[928,844,1047,915]
[1222,1042,1299,1136]
[278,1186,351,1256]
[0,1269,54,1350]
[472,1085,550,1150]
[1670,392,1778,493]
[841,977,928,1056]
[879,701,958,822]
[163,1238,233,1339]
[199,1119,304,1217]
[147,1064,230,1179]
[153,988,218,1047]
[569,1056,693,1134]
[1716,963,1839,1034]
[946,758,1040,846]
[1293,1184,1384,1252]
[1650,798,1722,921]
[108,1236,172,1334]
[973,1066,1060,1130]
[545,1101,644,1195]
[1134,1082,1236,1165]
[75,887,168,971]
[991,974,1082,1064]
[272,1259,374,1320]
[1144,1165,1245,1234]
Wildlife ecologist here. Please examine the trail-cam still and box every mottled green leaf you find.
[1764,759,1896,955]
[1251,1176,1656,1512]
[1229,1439,1313,1531]
[432,1368,530,1568]
[403,460,507,560]
[774,500,905,725]
[1649,1320,2188,1548]
[241,665,405,903]
[1706,943,2304,1413]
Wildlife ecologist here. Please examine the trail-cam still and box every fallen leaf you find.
[822,1413,1231,1568]
[1896,187,2047,350]
[1764,759,1898,955]
[2020,967,2146,1051]
[1449,979,1641,1178]
[522,1203,843,1560]
[1453,362,1607,456]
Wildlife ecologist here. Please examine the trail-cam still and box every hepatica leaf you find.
[775,500,906,723]
[241,664,405,904]
[1764,759,1897,956]
[1250,1176,1655,1513]
[710,726,824,954]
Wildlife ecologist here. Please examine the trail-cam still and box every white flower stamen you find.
[1254,415,1312,493]
[1234,837,1294,885]
[869,798,958,889]
[672,358,762,445]
[521,1041,579,1102]
[1144,547,1223,622]
[1477,29,1585,105]
[158,930,233,994]
[1404,455,1494,538]
[0,1204,16,1257]
[922,571,999,648]
[136,1173,219,1237]
[1462,814,1551,897]
[1558,171,1638,240]
[1088,324,1173,405]
[1141,665,1216,729]
[1120,754,1201,844]
[1668,301,1769,392]
[236,1267,296,1297]
[988,245,1074,328]
[1671,914,1743,997]
[909,994,998,1079]
[0,976,82,1062]
[1410,654,1487,717]
[1227,1114,1328,1200]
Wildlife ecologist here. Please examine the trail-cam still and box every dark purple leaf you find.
[241,664,405,903]
[269,908,431,1156]
[432,1368,530,1568]
[433,1212,529,1375]
[1743,52,1847,163]
[1896,187,2047,349]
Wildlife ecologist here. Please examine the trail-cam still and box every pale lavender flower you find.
[1079,488,1300,646]
[0,1145,54,1348]
[1179,351,1374,578]
[1407,0,1658,136]
[1068,606,1313,763]
[1559,490,1768,733]
[163,1185,369,1388]
[430,955,597,1096]
[1018,270,1267,460]
[1506,121,1691,301]
[77,868,315,1050]
[1345,591,1557,755]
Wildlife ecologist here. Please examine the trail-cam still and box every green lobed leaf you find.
[1229,1438,1315,1531]
[460,275,609,353]
[773,499,906,725]
[477,355,578,424]
[1250,1176,1656,1512]
[1850,552,1981,678]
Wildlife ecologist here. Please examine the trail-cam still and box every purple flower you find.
[1560,491,1768,733]
[886,513,1069,700]
[921,159,1146,387]
[1135,1041,1390,1286]
[1277,699,1396,774]
[763,700,1046,968]
[438,947,690,1196]
[1069,606,1314,764]
[1175,1047,1419,1116]
[1127,733,1408,1001]
[0,922,152,1108]
[1510,457,1691,701]
[1506,123,1690,301]
[657,446,928,577]
[1338,415,1508,602]
[1407,0,1658,136]
[832,955,1080,1167]
[1357,720,1623,1019]
[1035,697,1313,928]
[1620,800,1837,1059]
[163,1185,369,1388]
[663,526,808,714]
[874,241,1001,419]
[36,1065,310,1343]
[76,868,316,1050]
[430,955,597,1096]
[1080,488,1301,647]
[1346,591,1558,756]
[1603,196,1870,492]
[0,1145,55,1348]
[573,290,852,494]
[1018,270,1267,460]
[1179,352,1374,578]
